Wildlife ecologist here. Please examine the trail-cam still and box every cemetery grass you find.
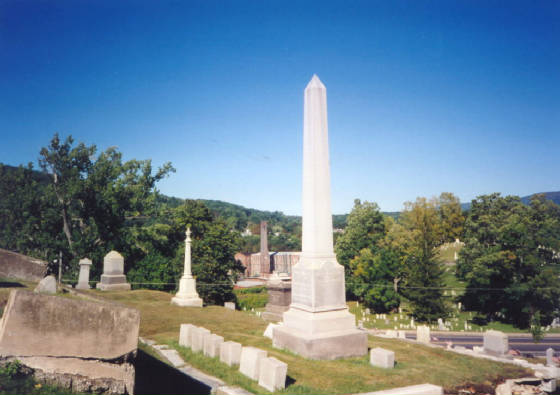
[93,289,531,395]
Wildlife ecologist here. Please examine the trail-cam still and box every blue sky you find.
[1,0,559,214]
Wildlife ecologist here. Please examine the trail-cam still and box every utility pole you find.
[58,251,62,285]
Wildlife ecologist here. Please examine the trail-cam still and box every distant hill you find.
[461,192,560,211]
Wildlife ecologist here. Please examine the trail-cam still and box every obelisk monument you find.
[272,75,367,359]
[171,227,203,307]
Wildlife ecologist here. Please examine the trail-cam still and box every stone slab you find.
[224,302,235,310]
[220,341,242,366]
[192,327,210,353]
[34,275,57,294]
[272,324,367,360]
[239,347,267,380]
[258,356,287,392]
[370,347,395,369]
[203,334,224,358]
[11,356,134,395]
[179,324,196,348]
[159,348,186,367]
[358,383,444,395]
[0,290,139,361]
[547,347,556,367]
[0,248,47,282]
[483,330,508,356]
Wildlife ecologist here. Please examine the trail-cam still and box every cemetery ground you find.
[90,289,532,395]
[0,277,554,394]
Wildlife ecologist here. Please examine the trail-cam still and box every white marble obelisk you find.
[272,75,367,359]
[171,227,203,307]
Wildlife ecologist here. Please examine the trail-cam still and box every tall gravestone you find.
[262,273,291,322]
[272,75,367,359]
[75,258,92,290]
[171,228,203,307]
[96,251,131,291]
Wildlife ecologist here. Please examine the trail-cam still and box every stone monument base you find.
[263,279,291,322]
[262,305,289,322]
[273,308,367,360]
[171,277,203,307]
[171,296,203,307]
[75,283,91,290]
[96,275,131,291]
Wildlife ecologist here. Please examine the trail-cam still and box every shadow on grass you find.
[0,281,25,288]
[134,349,211,395]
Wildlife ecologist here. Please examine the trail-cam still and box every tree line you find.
[335,193,560,330]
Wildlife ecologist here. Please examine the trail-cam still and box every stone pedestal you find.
[96,251,131,291]
[262,277,291,322]
[76,258,92,290]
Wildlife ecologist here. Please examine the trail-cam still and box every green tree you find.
[437,192,465,243]
[458,193,560,328]
[399,197,448,321]
[39,133,174,277]
[334,199,386,297]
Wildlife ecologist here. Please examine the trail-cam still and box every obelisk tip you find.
[306,74,325,90]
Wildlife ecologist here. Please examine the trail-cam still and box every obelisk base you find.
[272,308,367,360]
[171,277,203,307]
[96,275,131,291]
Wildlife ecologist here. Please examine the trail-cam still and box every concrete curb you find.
[139,337,251,395]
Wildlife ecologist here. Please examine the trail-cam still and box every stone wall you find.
[0,249,47,282]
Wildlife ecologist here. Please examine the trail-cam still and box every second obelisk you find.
[272,75,367,359]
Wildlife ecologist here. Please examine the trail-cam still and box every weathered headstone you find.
[239,347,267,380]
[272,75,367,360]
[203,334,224,358]
[370,348,395,369]
[262,275,291,322]
[191,327,210,353]
[0,248,48,282]
[34,275,57,294]
[96,251,131,291]
[547,348,556,367]
[417,325,430,344]
[258,356,287,391]
[398,330,406,339]
[171,228,203,307]
[0,290,139,394]
[75,258,92,290]
[179,324,196,348]
[224,302,235,310]
[220,341,242,366]
[483,330,509,356]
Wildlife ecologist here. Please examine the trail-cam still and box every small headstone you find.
[263,323,278,339]
[239,347,267,380]
[365,308,370,315]
[179,324,196,348]
[191,327,210,353]
[398,330,406,339]
[483,330,509,356]
[417,325,430,344]
[203,333,224,358]
[437,318,445,331]
[370,347,395,369]
[76,258,92,290]
[547,348,556,367]
[224,302,236,310]
[258,356,287,391]
[220,341,242,366]
[34,275,57,294]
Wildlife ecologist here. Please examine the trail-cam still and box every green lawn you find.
[91,289,531,394]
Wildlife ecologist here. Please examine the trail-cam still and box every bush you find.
[234,286,268,310]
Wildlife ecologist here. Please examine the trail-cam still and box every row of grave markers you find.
[178,323,288,392]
